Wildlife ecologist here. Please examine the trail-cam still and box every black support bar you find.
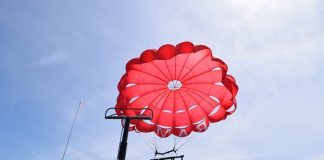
[105,107,153,160]
[151,155,184,160]
[117,117,130,160]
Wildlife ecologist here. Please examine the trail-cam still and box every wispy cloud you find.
[311,154,324,160]
[36,51,67,66]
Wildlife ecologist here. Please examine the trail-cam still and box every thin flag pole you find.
[61,101,83,160]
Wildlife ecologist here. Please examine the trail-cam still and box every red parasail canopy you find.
[115,42,238,138]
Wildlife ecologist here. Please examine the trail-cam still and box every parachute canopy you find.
[115,42,238,138]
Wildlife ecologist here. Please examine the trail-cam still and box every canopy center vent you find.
[167,80,182,90]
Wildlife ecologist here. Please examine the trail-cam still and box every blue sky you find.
[1,0,324,159]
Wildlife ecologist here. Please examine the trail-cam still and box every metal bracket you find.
[105,107,153,120]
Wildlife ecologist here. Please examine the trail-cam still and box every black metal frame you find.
[151,155,184,160]
[152,148,184,160]
[105,107,153,160]
[155,148,177,157]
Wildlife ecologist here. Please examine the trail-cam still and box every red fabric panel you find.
[173,111,191,127]
[176,41,195,54]
[173,125,192,137]
[155,126,172,138]
[140,49,156,63]
[151,60,174,80]
[177,51,210,80]
[123,84,166,102]
[161,91,175,112]
[126,69,166,85]
[192,118,210,132]
[150,106,161,123]
[157,111,173,128]
[221,90,234,109]
[177,90,199,109]
[208,106,227,122]
[126,58,140,71]
[138,62,170,82]
[156,92,174,127]
[157,44,176,60]
[165,58,177,80]
[199,96,220,115]
[194,45,209,52]
[135,119,155,132]
[128,96,148,109]
[224,75,238,97]
[117,74,127,92]
[187,105,207,124]
[183,70,223,84]
[174,91,187,111]
[174,54,190,80]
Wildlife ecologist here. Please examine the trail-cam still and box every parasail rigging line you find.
[61,101,83,160]
[138,133,155,152]
[152,132,157,151]
[173,134,177,149]
[175,133,197,151]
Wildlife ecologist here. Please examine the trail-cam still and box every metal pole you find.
[117,118,130,160]
[61,101,82,160]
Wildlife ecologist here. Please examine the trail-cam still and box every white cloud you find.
[311,154,324,160]
[36,51,67,66]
